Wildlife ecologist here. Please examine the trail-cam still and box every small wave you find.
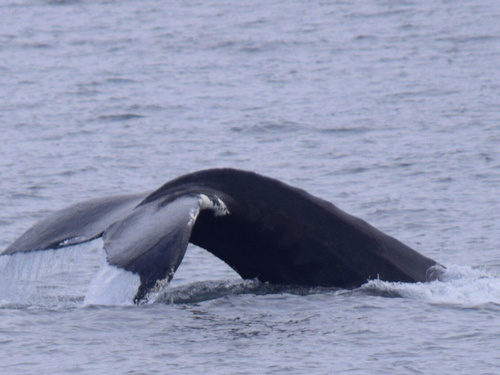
[156,279,337,305]
[435,35,497,44]
[156,279,265,304]
[230,120,302,134]
[96,114,144,122]
[21,43,52,50]
[47,0,81,4]
[360,265,500,307]
[353,35,378,42]
[105,78,138,85]
[318,126,370,134]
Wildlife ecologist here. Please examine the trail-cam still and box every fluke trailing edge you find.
[2,169,442,303]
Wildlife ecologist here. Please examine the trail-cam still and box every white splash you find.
[361,265,500,306]
[0,238,143,307]
[0,239,105,308]
[83,264,141,306]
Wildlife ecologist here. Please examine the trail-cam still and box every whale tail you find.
[2,169,440,304]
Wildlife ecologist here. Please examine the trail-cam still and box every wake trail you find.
[360,265,500,307]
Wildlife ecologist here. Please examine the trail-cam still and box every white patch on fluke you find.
[188,207,201,227]
[58,236,87,247]
[187,194,228,228]
[199,194,229,216]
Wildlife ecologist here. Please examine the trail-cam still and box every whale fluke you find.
[2,169,441,303]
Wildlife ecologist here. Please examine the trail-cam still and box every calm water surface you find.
[0,0,499,374]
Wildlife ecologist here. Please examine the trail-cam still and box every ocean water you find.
[1,0,499,373]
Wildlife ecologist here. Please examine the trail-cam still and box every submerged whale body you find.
[2,169,441,303]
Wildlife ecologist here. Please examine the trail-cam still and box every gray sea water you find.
[1,0,499,373]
